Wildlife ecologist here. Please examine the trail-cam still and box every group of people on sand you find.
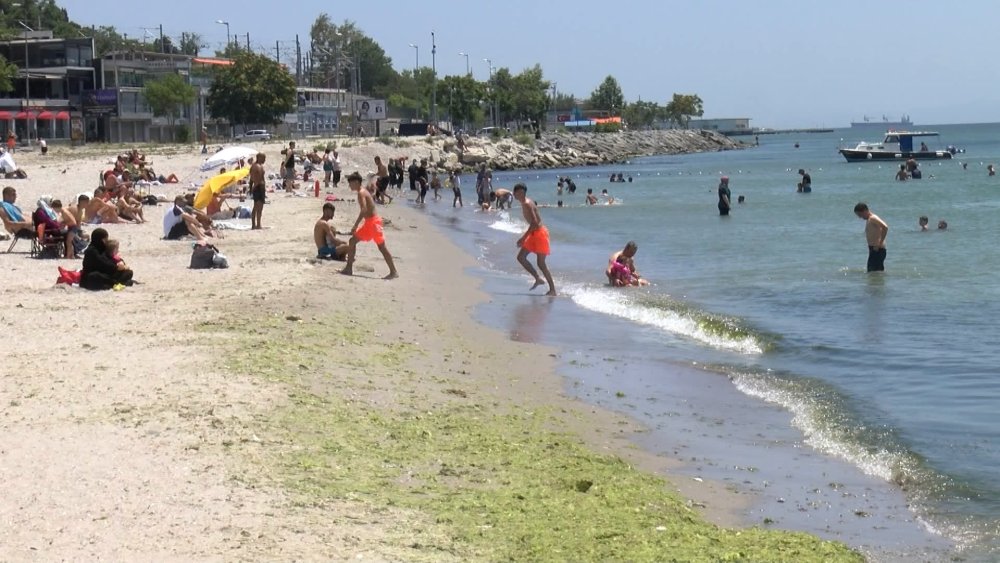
[313,170,398,279]
[0,185,136,289]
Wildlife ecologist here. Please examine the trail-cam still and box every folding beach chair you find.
[5,226,35,254]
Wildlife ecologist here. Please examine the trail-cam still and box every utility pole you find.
[431,31,437,125]
[159,24,164,53]
[245,32,250,51]
[275,40,279,64]
[295,35,301,86]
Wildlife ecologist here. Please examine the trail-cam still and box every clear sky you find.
[60,0,1000,128]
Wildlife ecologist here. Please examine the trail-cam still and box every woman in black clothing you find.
[80,228,133,290]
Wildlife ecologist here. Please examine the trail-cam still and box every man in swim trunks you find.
[374,156,393,204]
[341,172,398,279]
[250,152,266,230]
[513,183,556,296]
[314,202,348,261]
[854,202,888,272]
[490,188,513,210]
[605,241,649,287]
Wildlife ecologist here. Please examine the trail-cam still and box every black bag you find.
[190,244,218,269]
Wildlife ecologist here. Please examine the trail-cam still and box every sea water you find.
[420,123,1000,558]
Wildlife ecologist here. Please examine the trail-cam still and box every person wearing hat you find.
[718,176,732,216]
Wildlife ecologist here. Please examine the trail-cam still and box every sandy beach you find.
[0,141,862,560]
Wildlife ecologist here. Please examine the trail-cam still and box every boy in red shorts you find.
[341,172,399,279]
[513,183,556,295]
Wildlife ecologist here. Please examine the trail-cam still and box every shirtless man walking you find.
[374,156,393,204]
[341,172,398,279]
[854,202,889,272]
[314,202,348,261]
[513,183,556,295]
[250,153,266,230]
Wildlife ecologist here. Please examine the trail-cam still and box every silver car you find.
[235,129,272,141]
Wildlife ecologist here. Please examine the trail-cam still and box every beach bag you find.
[190,243,227,269]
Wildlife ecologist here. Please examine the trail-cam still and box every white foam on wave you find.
[730,372,902,483]
[487,211,526,234]
[568,286,764,354]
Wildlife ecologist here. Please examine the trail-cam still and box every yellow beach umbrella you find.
[193,167,250,210]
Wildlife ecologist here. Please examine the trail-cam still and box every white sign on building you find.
[355,99,386,121]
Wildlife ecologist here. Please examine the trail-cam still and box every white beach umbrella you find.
[200,146,258,172]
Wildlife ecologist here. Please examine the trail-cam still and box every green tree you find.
[152,35,177,54]
[663,93,704,128]
[0,54,17,92]
[309,16,397,96]
[207,51,296,129]
[589,75,625,115]
[623,100,661,129]
[144,72,196,141]
[488,67,515,126]
[551,92,576,112]
[435,74,485,127]
[179,32,203,57]
[510,64,550,127]
[214,42,243,59]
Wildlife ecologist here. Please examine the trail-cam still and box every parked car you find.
[234,129,272,141]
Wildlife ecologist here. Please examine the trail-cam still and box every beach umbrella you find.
[193,167,249,210]
[200,145,257,171]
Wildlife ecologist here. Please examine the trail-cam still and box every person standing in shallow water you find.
[717,176,731,216]
[854,202,888,272]
[513,183,556,296]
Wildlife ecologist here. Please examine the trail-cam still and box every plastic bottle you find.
[314,179,320,197]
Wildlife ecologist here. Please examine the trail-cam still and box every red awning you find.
[14,111,36,120]
[0,111,12,120]
[55,111,70,121]
[36,111,54,120]
[193,57,233,66]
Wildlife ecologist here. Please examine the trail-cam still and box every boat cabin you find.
[881,131,939,152]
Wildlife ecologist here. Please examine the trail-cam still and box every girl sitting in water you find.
[609,255,641,287]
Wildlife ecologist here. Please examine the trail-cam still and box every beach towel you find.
[0,200,24,222]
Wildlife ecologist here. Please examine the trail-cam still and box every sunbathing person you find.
[314,202,349,260]
[80,228,134,290]
[0,185,33,236]
[162,196,208,241]
[86,188,127,224]
[182,193,220,237]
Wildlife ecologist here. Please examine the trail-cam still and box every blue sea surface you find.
[419,123,1000,558]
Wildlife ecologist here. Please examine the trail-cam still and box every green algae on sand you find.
[206,312,864,562]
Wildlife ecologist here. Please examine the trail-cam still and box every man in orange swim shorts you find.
[513,183,556,295]
[341,172,398,279]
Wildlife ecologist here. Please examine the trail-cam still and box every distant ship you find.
[851,115,914,130]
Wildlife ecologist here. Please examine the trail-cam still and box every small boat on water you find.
[838,131,961,162]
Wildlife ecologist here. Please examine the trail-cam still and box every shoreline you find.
[0,144,857,559]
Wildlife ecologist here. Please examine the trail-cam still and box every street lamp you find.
[430,31,437,124]
[216,20,230,48]
[458,51,470,76]
[409,43,420,120]
[18,20,31,145]
[484,58,496,127]
[408,43,419,70]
